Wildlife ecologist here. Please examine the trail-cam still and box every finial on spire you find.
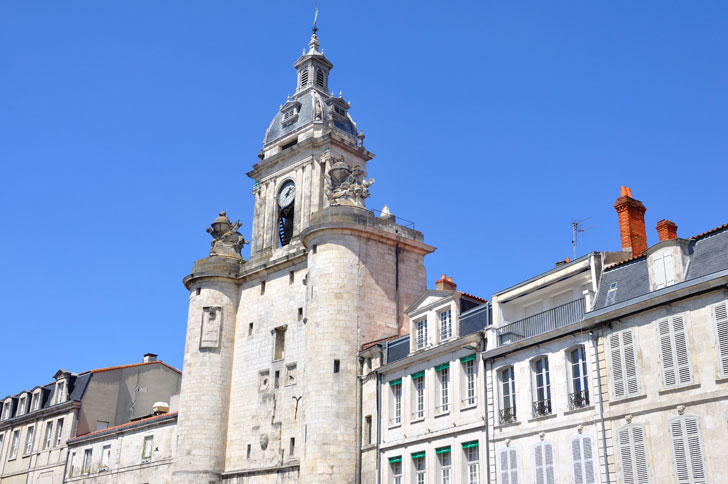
[312,1,319,34]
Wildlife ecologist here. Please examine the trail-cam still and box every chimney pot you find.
[656,219,678,241]
[614,186,648,256]
[435,274,457,291]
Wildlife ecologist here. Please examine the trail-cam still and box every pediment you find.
[405,290,456,316]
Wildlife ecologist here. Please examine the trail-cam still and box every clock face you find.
[278,181,296,208]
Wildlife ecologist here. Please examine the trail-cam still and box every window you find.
[334,359,340,373]
[249,322,254,336]
[260,280,266,295]
[55,419,64,446]
[436,364,450,413]
[463,442,480,484]
[101,444,111,469]
[286,364,297,386]
[24,426,35,454]
[568,346,590,409]
[498,447,519,484]
[412,452,426,484]
[437,447,451,484]
[10,430,19,459]
[316,68,325,87]
[0,433,4,456]
[289,271,295,284]
[415,319,428,349]
[570,434,596,484]
[2,401,11,420]
[462,355,477,407]
[533,441,555,484]
[499,367,516,424]
[142,435,153,460]
[96,421,109,431]
[439,309,452,341]
[273,327,286,360]
[412,372,425,420]
[82,448,92,474]
[289,437,295,456]
[247,444,251,459]
[390,380,402,425]
[390,456,403,484]
[609,328,640,399]
[300,68,309,87]
[657,314,693,388]
[55,381,65,404]
[31,392,40,411]
[44,422,53,449]
[18,396,26,416]
[364,416,372,445]
[618,425,650,484]
[712,301,728,377]
[531,357,551,417]
[669,416,706,484]
[652,248,676,289]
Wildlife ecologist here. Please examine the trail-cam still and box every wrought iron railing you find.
[497,298,586,346]
[569,390,590,409]
[532,399,552,417]
[499,407,517,424]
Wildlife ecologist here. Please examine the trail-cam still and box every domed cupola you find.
[263,32,359,153]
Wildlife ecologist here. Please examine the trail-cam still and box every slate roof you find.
[593,224,728,311]
[460,302,491,337]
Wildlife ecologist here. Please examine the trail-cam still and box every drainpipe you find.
[375,367,382,484]
[482,350,491,484]
[590,330,611,484]
[356,361,363,484]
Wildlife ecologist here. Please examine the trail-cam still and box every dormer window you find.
[652,247,676,289]
[17,395,26,416]
[31,392,40,411]
[284,109,297,120]
[415,319,428,349]
[55,381,65,405]
[334,105,346,116]
[3,400,12,420]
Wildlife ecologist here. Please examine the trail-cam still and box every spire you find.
[308,32,320,54]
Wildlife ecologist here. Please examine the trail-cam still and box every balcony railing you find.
[532,399,552,417]
[499,407,517,424]
[496,298,586,346]
[569,390,590,409]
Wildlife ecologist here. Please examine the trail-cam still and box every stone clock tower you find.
[172,31,434,484]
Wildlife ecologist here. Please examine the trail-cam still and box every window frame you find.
[711,300,728,377]
[668,415,707,484]
[569,433,597,484]
[498,446,519,484]
[43,421,54,450]
[411,372,425,421]
[55,381,65,405]
[9,430,20,459]
[437,447,452,484]
[651,247,676,289]
[463,442,480,484]
[498,366,516,424]
[656,313,693,389]
[461,355,478,408]
[55,418,64,447]
[436,364,450,414]
[412,452,426,484]
[532,440,556,484]
[142,434,154,460]
[567,345,590,409]
[24,425,35,455]
[415,318,428,350]
[609,328,641,400]
[389,379,402,426]
[390,457,403,484]
[617,424,651,484]
[17,395,27,416]
[82,448,93,474]
[439,309,453,342]
[530,356,551,417]
[101,444,111,469]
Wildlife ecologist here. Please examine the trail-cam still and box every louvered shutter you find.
[672,316,692,384]
[500,448,510,484]
[534,442,556,484]
[658,316,692,388]
[713,302,728,376]
[610,333,625,398]
[622,330,640,396]
[509,448,520,484]
[618,425,650,484]
[670,416,707,484]
[572,435,596,484]
[654,253,666,289]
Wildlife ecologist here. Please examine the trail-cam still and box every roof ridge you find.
[69,412,178,442]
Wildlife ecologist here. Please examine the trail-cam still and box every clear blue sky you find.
[1,1,727,396]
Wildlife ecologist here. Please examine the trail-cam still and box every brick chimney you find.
[614,186,648,256]
[656,219,678,241]
[435,274,457,291]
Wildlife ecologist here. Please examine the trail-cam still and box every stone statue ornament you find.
[324,155,375,208]
[206,211,248,259]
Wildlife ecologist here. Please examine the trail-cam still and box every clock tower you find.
[173,30,434,484]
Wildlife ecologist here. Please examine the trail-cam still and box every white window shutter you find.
[509,448,520,484]
[671,418,690,484]
[672,316,692,385]
[653,253,666,289]
[658,318,677,387]
[610,333,625,398]
[534,444,545,484]
[544,443,556,484]
[664,252,676,285]
[619,428,636,484]
[572,437,584,484]
[670,416,707,484]
[572,435,596,484]
[631,426,650,484]
[713,302,728,376]
[500,448,510,484]
[622,330,640,396]
[619,425,650,484]
[582,436,596,484]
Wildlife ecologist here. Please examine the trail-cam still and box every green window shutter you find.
[389,378,402,387]
[462,440,479,449]
[460,354,476,363]
[435,363,450,372]
[411,451,426,459]
[436,446,451,454]
[411,371,425,379]
[388,456,402,464]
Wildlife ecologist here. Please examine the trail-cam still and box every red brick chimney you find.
[435,274,457,291]
[656,219,678,241]
[614,186,648,256]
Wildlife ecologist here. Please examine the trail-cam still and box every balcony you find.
[532,399,552,417]
[496,298,586,347]
[569,390,590,409]
[499,407,517,424]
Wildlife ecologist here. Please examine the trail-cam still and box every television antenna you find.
[571,217,595,259]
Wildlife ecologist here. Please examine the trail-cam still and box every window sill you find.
[460,403,478,411]
[494,420,521,430]
[528,413,557,423]
[388,422,402,430]
[658,382,701,395]
[434,410,450,418]
[610,394,647,405]
[410,417,425,424]
[715,376,728,384]
[8,457,17,462]
[564,405,595,416]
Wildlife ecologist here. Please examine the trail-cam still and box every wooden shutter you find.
[664,252,676,285]
[534,442,555,484]
[713,302,728,376]
[622,330,640,396]
[658,318,677,387]
[618,425,650,484]
[670,416,707,484]
[654,252,666,289]
[610,333,625,398]
[571,435,596,484]
[672,316,692,384]
[500,448,519,484]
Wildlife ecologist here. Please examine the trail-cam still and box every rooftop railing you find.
[496,297,586,347]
